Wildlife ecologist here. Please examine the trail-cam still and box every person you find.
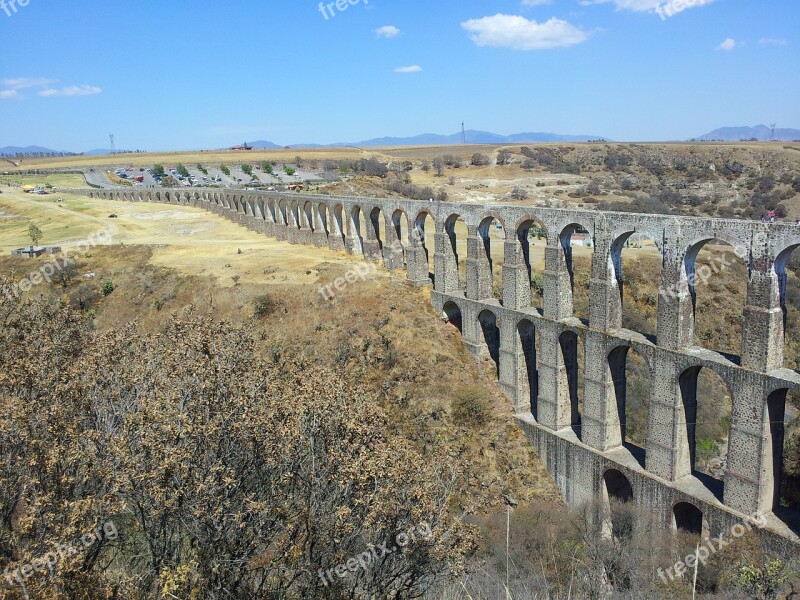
[760,214,766,223]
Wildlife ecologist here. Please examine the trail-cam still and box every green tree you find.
[220,164,231,176]
[28,223,42,248]
[176,164,189,178]
[152,164,165,177]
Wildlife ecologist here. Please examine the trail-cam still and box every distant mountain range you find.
[247,130,610,149]
[3,126,799,157]
[695,125,800,142]
[0,145,66,155]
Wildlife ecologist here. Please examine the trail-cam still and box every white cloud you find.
[521,0,553,5]
[759,38,787,46]
[580,0,715,17]
[394,65,422,73]
[0,89,20,100]
[376,25,400,38]
[716,38,740,51]
[38,85,102,97]
[1,77,57,90]
[461,14,587,50]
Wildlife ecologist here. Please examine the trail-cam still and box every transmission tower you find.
[770,123,777,142]
[461,122,466,145]
[109,134,116,154]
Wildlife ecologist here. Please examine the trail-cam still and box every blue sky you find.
[0,0,797,151]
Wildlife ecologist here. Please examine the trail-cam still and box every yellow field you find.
[0,188,384,289]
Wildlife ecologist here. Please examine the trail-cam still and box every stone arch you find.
[513,215,549,311]
[609,230,663,337]
[442,300,463,334]
[389,209,411,268]
[682,238,749,355]
[369,207,386,252]
[673,501,704,537]
[414,209,436,284]
[476,215,502,301]
[301,201,313,229]
[559,222,594,321]
[677,364,733,501]
[349,205,365,255]
[444,213,467,292]
[317,202,330,235]
[478,308,501,379]
[559,330,582,438]
[607,344,652,468]
[277,199,289,227]
[516,318,539,418]
[601,468,635,540]
[774,244,800,370]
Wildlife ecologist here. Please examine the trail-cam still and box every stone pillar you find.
[434,230,459,293]
[588,226,622,333]
[742,250,783,372]
[581,331,621,451]
[657,229,695,351]
[502,234,531,311]
[646,351,688,481]
[536,323,577,432]
[466,227,493,301]
[311,205,328,247]
[361,214,383,262]
[498,312,519,401]
[543,235,573,321]
[725,374,776,514]
[382,218,403,271]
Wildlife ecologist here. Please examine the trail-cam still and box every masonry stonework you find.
[74,187,800,551]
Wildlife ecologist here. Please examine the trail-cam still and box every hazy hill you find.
[696,125,800,142]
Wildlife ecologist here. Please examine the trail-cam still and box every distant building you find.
[11,246,62,258]
[230,142,253,151]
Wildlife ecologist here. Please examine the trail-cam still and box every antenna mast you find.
[770,123,777,142]
[109,134,116,155]
[461,122,466,145]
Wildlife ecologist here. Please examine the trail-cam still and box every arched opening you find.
[303,201,314,230]
[442,301,463,335]
[602,469,634,541]
[608,345,651,468]
[415,211,436,284]
[673,502,704,537]
[686,239,748,356]
[559,330,582,438]
[767,388,800,535]
[477,216,504,301]
[390,209,411,269]
[317,203,329,235]
[478,309,500,379]
[776,246,800,372]
[444,214,468,292]
[332,204,345,245]
[612,231,661,339]
[369,207,386,257]
[277,199,288,227]
[516,319,538,418]
[516,217,548,311]
[350,206,365,255]
[561,223,593,322]
[289,200,301,230]
[678,366,733,501]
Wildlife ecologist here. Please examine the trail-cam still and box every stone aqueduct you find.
[77,186,800,546]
